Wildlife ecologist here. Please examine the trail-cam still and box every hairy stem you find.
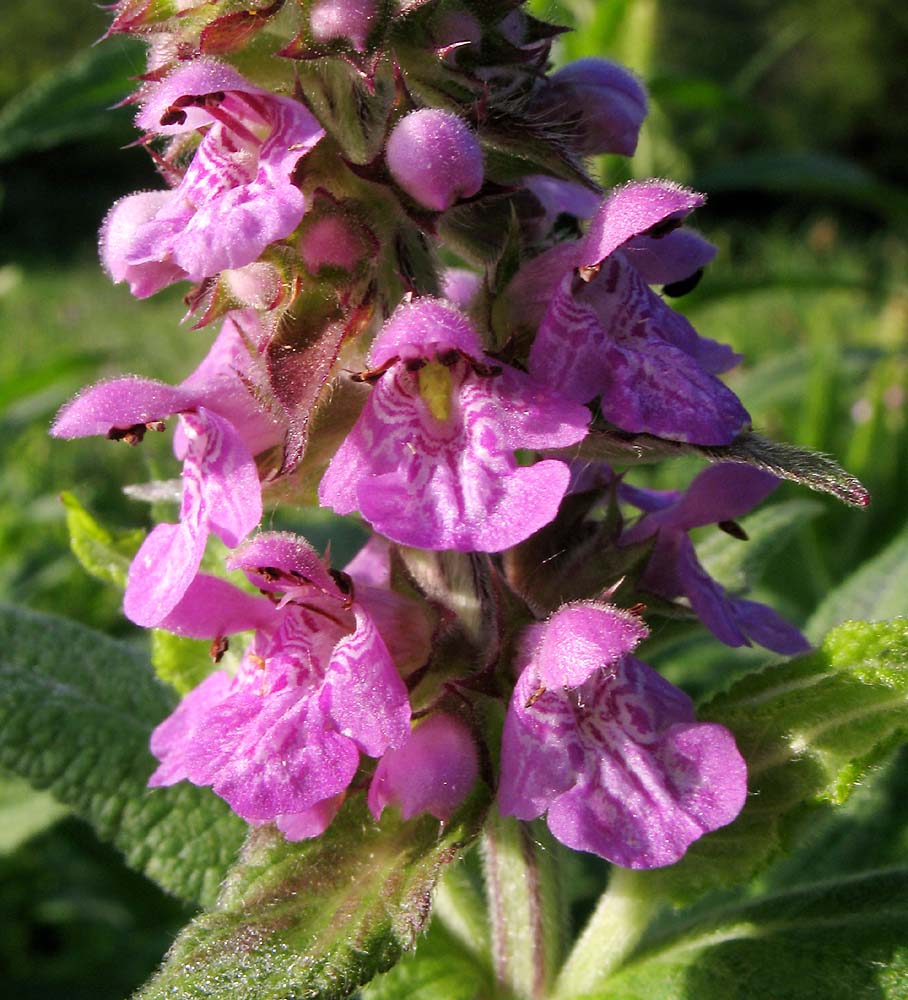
[481,810,564,1000]
[554,867,657,998]
[433,860,490,960]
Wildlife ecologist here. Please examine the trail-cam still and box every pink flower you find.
[368,714,478,822]
[101,59,324,297]
[51,312,280,626]
[148,532,412,830]
[498,603,747,868]
[385,109,484,212]
[319,298,590,551]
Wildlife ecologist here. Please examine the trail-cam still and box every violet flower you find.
[385,109,484,212]
[368,714,478,822]
[148,532,412,833]
[498,603,747,868]
[319,298,590,551]
[508,181,747,445]
[101,59,324,297]
[535,58,649,157]
[621,464,812,655]
[51,312,280,627]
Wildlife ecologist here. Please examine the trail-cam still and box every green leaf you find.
[135,792,489,1000]
[570,428,869,508]
[0,772,68,853]
[806,525,908,643]
[588,868,908,1000]
[622,619,908,903]
[697,498,823,593]
[362,919,492,1000]
[0,39,142,162]
[150,630,215,696]
[0,605,245,907]
[61,491,144,589]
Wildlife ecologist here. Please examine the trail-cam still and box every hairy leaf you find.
[0,773,68,853]
[807,525,908,642]
[622,619,908,903]
[0,605,245,907]
[589,868,908,1000]
[61,491,144,589]
[136,792,489,1000]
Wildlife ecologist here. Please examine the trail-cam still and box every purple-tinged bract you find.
[319,298,590,551]
[498,603,747,868]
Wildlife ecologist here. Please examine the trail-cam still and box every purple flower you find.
[101,59,324,297]
[385,109,484,212]
[309,0,380,51]
[51,312,280,626]
[536,58,648,157]
[508,181,746,445]
[622,464,812,655]
[319,298,590,551]
[148,532,412,828]
[498,603,747,868]
[368,714,478,822]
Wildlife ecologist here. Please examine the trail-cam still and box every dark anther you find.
[352,356,398,383]
[209,636,229,663]
[718,520,749,541]
[642,216,683,239]
[577,263,600,283]
[663,268,704,298]
[107,422,162,446]
[437,348,461,367]
[160,107,188,127]
[258,566,282,583]
[470,359,503,378]
[404,357,427,372]
[329,568,355,608]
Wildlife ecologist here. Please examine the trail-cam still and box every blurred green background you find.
[0,0,906,996]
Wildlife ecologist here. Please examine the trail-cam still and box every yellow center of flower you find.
[418,360,453,422]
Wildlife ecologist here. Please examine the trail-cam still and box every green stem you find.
[433,861,490,961]
[481,810,564,1000]
[554,868,657,998]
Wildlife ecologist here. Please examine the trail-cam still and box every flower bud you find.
[309,0,379,52]
[544,58,648,157]
[299,212,370,276]
[367,714,478,821]
[385,109,484,212]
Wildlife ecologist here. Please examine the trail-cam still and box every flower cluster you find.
[52,0,815,869]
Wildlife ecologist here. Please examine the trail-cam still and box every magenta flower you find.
[498,603,747,868]
[622,464,812,655]
[385,109,484,212]
[368,714,478,822]
[50,312,280,626]
[319,298,590,551]
[148,532,411,830]
[309,0,380,51]
[509,181,746,445]
[101,59,324,297]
